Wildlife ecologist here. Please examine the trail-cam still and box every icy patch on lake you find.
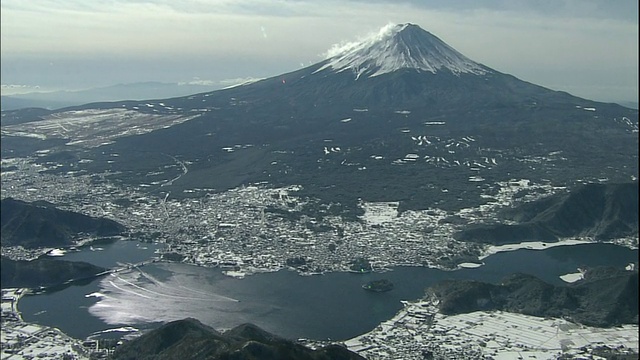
[458,262,483,269]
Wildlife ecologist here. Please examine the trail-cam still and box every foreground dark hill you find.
[429,266,639,327]
[0,198,125,248]
[455,182,639,244]
[111,319,364,360]
[2,23,637,214]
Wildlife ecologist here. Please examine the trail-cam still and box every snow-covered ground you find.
[1,109,198,148]
[346,299,639,359]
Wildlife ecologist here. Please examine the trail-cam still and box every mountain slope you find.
[0,82,221,111]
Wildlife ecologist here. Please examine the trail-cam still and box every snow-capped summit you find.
[316,23,489,79]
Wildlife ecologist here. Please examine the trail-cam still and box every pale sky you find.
[1,0,638,103]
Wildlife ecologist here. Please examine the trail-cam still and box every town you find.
[5,155,636,275]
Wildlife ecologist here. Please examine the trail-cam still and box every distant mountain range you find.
[111,319,364,360]
[429,266,638,327]
[455,182,639,244]
[0,198,125,248]
[1,81,221,111]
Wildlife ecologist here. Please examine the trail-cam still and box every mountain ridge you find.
[0,81,222,111]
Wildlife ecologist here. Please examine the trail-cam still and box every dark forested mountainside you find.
[0,198,125,248]
[454,182,639,245]
[429,266,639,327]
[0,256,106,288]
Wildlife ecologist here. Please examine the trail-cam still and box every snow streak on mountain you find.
[315,23,490,79]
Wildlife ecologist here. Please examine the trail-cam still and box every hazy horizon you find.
[1,0,638,103]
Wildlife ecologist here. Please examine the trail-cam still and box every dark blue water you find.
[19,242,638,341]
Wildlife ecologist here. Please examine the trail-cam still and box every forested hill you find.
[1,198,125,248]
[429,266,639,327]
[455,182,639,245]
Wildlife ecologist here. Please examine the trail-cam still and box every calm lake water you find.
[19,241,638,341]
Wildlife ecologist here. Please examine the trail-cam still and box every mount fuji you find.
[315,23,489,78]
[2,23,637,214]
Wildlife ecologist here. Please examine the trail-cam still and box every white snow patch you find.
[92,326,139,334]
[559,269,585,283]
[360,201,399,226]
[85,292,107,298]
[480,239,592,260]
[47,248,66,256]
[223,270,246,279]
[458,262,483,269]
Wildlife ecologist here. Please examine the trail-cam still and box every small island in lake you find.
[362,279,394,292]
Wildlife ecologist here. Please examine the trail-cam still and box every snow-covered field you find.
[1,109,198,148]
[347,300,639,359]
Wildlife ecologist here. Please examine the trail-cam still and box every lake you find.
[18,240,638,341]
